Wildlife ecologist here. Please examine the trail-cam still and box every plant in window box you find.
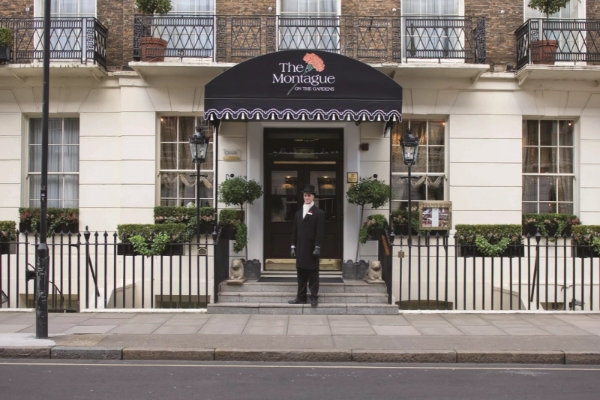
[0,221,17,255]
[522,213,580,238]
[0,27,13,63]
[218,177,263,257]
[135,0,172,62]
[527,0,569,64]
[455,224,524,258]
[346,176,390,261]
[18,207,79,236]
[358,214,388,244]
[391,207,421,236]
[571,225,600,258]
[117,223,189,256]
[154,206,215,237]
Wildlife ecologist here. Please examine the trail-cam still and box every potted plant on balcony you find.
[0,221,17,255]
[0,27,13,63]
[135,0,172,62]
[527,0,568,64]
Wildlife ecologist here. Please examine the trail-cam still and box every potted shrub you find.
[0,221,17,255]
[0,27,13,63]
[116,223,188,256]
[359,214,388,244]
[527,0,568,64]
[346,176,390,261]
[18,207,79,235]
[135,0,172,62]
[455,224,524,258]
[571,225,600,258]
[154,206,215,237]
[522,213,580,238]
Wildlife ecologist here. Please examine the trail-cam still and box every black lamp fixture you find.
[400,128,420,246]
[189,126,209,164]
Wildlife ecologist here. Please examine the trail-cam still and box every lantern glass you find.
[189,128,209,163]
[400,131,419,166]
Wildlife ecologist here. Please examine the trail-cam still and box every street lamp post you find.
[189,127,209,239]
[400,129,420,246]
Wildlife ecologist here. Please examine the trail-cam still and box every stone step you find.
[207,303,399,315]
[220,280,387,294]
[218,292,389,304]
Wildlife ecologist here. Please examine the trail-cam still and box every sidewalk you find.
[2,311,600,364]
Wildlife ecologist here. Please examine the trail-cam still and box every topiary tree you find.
[346,177,390,261]
[135,0,172,15]
[218,176,263,257]
[528,0,569,20]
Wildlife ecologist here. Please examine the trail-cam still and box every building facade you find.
[1,0,599,310]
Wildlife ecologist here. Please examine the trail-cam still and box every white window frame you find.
[158,115,215,208]
[391,118,448,211]
[27,117,80,209]
[522,118,577,215]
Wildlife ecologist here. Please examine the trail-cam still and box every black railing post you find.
[84,226,90,309]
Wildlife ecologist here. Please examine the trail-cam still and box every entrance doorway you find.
[263,129,344,271]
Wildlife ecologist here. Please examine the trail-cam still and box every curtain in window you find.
[171,0,214,13]
[280,0,339,50]
[402,0,459,16]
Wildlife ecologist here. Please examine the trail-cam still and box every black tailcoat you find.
[291,205,325,270]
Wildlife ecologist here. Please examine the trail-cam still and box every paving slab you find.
[366,315,411,326]
[153,325,202,335]
[455,325,508,336]
[287,324,332,336]
[371,325,421,336]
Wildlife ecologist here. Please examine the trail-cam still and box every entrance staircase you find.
[208,272,398,315]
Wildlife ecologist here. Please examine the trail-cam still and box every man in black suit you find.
[288,184,325,307]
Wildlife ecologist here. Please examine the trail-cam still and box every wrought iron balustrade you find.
[133,14,486,64]
[0,18,107,68]
[403,17,486,63]
[516,19,600,69]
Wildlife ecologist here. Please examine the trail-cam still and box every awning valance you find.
[204,50,402,122]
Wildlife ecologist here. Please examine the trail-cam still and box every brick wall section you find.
[0,0,31,18]
[588,0,600,19]
[121,0,135,67]
[217,0,274,14]
[465,0,522,68]
[342,0,398,16]
[98,0,124,69]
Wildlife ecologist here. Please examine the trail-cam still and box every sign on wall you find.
[418,201,452,231]
[223,149,241,161]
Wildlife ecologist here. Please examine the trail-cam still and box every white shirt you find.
[303,201,314,219]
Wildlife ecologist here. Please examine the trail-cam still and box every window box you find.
[572,245,598,259]
[19,221,79,235]
[0,242,16,255]
[116,243,184,256]
[457,244,525,258]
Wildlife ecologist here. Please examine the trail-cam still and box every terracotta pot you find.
[530,40,558,65]
[139,37,167,62]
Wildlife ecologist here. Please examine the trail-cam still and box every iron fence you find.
[0,17,107,68]
[381,230,599,311]
[516,19,600,69]
[0,227,228,312]
[132,14,486,64]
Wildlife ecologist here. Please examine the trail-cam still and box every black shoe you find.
[288,298,307,305]
[311,298,318,307]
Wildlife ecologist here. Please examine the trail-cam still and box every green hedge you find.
[219,209,244,226]
[359,214,387,244]
[522,213,580,236]
[572,225,600,246]
[117,223,189,244]
[0,221,16,242]
[19,207,79,234]
[455,225,523,245]
[154,206,215,225]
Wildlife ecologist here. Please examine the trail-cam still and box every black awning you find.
[204,50,402,122]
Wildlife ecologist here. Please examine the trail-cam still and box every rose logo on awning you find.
[287,53,326,95]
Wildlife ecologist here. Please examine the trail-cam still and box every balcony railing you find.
[132,14,486,64]
[516,19,600,69]
[0,18,107,68]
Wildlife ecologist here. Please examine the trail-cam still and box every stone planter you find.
[243,259,261,280]
[117,243,184,256]
[342,259,369,280]
[457,244,525,258]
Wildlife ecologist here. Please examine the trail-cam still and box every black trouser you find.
[296,268,319,300]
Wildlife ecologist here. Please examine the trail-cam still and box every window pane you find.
[538,176,555,202]
[539,147,556,173]
[161,143,177,170]
[428,121,445,145]
[160,173,178,199]
[428,147,444,172]
[523,203,537,213]
[559,120,573,146]
[559,148,573,173]
[64,175,79,205]
[392,146,407,173]
[272,171,297,195]
[522,147,538,173]
[539,120,557,146]
[426,177,444,200]
[47,175,62,203]
[63,146,79,172]
[178,143,194,170]
[29,119,42,144]
[48,119,62,144]
[48,145,62,172]
[29,175,41,206]
[557,176,573,202]
[64,118,79,144]
[539,202,555,213]
[29,145,42,173]
[177,173,196,201]
[558,203,573,214]
[198,172,214,200]
[161,117,178,142]
[523,176,538,201]
[203,143,214,168]
[178,117,195,143]
[411,121,427,146]
[523,120,538,146]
